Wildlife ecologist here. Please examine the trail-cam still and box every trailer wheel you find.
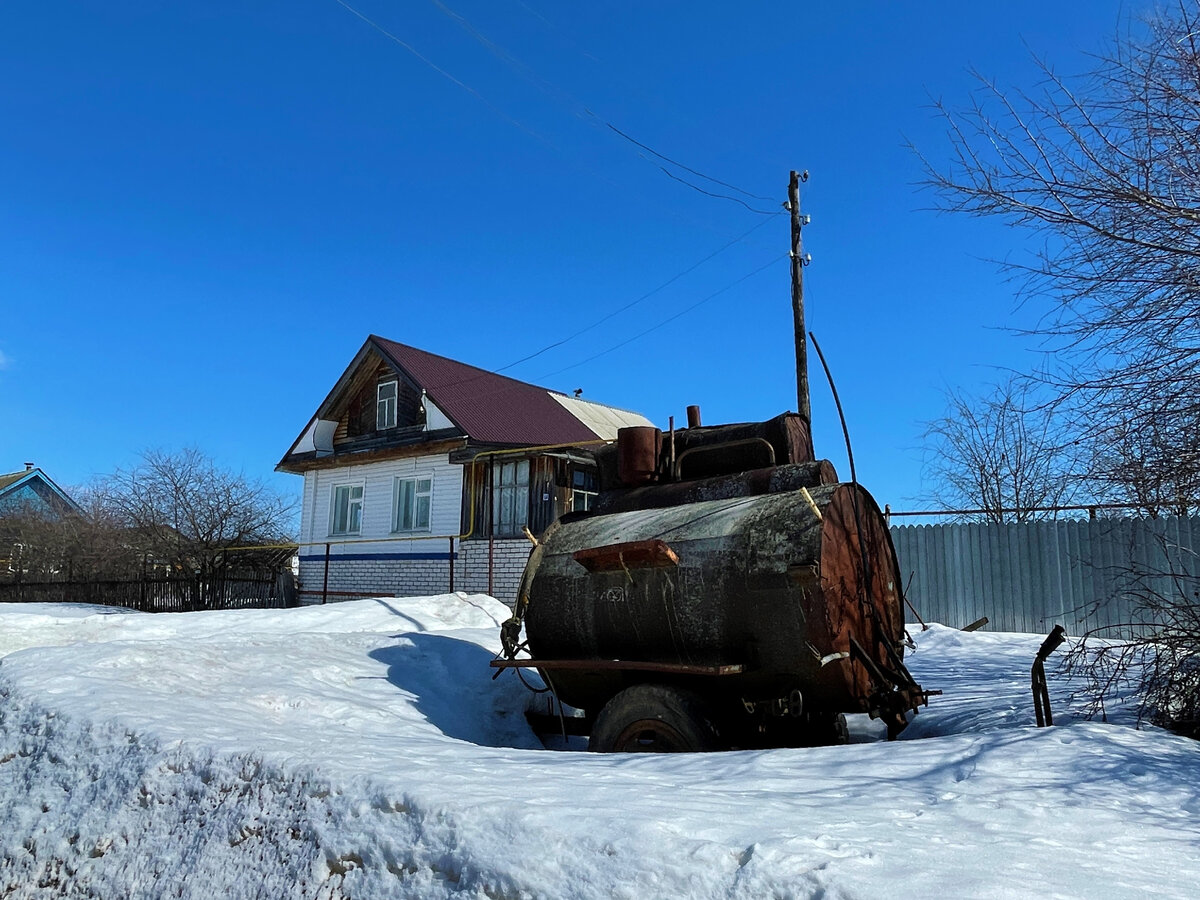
[589,684,722,752]
[811,711,850,746]
[772,711,850,748]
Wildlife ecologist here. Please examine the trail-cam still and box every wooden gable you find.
[330,355,427,447]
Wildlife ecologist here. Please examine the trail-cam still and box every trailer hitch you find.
[847,635,940,739]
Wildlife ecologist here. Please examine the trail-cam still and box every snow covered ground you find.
[1,596,1197,899]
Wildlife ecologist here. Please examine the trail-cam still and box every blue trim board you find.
[298,551,457,562]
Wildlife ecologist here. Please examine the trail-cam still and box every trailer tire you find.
[813,711,850,746]
[772,711,850,748]
[589,684,722,753]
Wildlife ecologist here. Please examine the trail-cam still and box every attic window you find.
[377,381,398,430]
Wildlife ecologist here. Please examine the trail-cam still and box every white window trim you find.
[377,380,398,431]
[571,488,597,512]
[329,481,365,536]
[392,475,433,533]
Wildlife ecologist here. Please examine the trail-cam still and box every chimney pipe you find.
[24,462,34,471]
[686,405,702,428]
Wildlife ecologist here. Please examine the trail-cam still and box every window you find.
[492,459,530,537]
[377,380,398,430]
[571,468,598,512]
[330,483,363,535]
[393,476,432,532]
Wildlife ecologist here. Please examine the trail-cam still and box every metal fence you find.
[0,572,297,612]
[890,516,1200,635]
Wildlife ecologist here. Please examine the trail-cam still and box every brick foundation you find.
[297,539,533,609]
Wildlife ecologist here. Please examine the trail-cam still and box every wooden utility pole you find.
[789,170,811,425]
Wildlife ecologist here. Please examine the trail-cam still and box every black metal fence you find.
[0,571,297,612]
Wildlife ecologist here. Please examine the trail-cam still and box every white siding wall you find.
[299,454,463,554]
[293,453,531,608]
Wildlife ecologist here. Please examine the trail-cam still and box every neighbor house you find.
[0,465,82,574]
[276,336,653,605]
[0,465,80,519]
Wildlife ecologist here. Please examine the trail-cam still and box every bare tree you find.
[1064,528,1200,737]
[97,448,296,577]
[923,376,1077,522]
[1085,388,1200,518]
[920,2,1200,496]
[1,492,142,581]
[923,5,1200,733]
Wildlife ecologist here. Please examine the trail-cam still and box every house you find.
[0,465,82,574]
[276,336,653,605]
[0,465,80,519]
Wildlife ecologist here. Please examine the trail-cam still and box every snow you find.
[2,596,1198,898]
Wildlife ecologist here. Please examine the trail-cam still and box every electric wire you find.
[332,0,792,389]
[394,214,783,401]
[425,0,774,206]
[656,166,781,215]
[332,0,551,146]
[491,214,780,375]
[605,123,775,202]
[339,0,773,211]
[537,252,789,380]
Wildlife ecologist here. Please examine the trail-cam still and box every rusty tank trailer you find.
[494,411,933,751]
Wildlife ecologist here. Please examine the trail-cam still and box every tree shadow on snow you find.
[367,633,537,750]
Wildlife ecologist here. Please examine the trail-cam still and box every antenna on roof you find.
[574,388,583,398]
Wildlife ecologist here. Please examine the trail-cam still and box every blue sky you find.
[0,1,1129,512]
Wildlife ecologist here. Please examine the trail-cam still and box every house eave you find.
[276,435,470,474]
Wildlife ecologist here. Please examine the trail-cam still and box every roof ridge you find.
[550,391,654,418]
[371,335,558,394]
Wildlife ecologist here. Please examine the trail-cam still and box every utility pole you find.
[789,170,811,425]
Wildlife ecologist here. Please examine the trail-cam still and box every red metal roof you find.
[372,336,602,446]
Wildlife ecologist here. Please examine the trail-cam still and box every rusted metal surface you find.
[506,405,930,746]
[523,481,921,727]
[666,414,815,480]
[616,426,662,486]
[674,437,775,480]
[490,659,745,675]
[572,539,680,572]
[592,460,837,516]
[593,412,816,493]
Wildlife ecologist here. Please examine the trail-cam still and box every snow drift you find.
[1,596,1198,898]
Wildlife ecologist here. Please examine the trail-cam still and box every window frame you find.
[491,459,531,537]
[376,380,398,431]
[329,482,365,536]
[392,475,433,533]
[570,467,598,512]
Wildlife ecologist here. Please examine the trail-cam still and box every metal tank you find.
[494,417,933,750]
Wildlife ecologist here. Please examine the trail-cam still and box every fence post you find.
[322,542,330,605]
[449,537,455,593]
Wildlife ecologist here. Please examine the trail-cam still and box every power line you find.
[492,215,779,375]
[376,0,778,211]
[537,252,789,380]
[331,1,794,390]
[331,0,551,146]
[411,216,782,399]
[605,123,775,202]
[656,166,781,215]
